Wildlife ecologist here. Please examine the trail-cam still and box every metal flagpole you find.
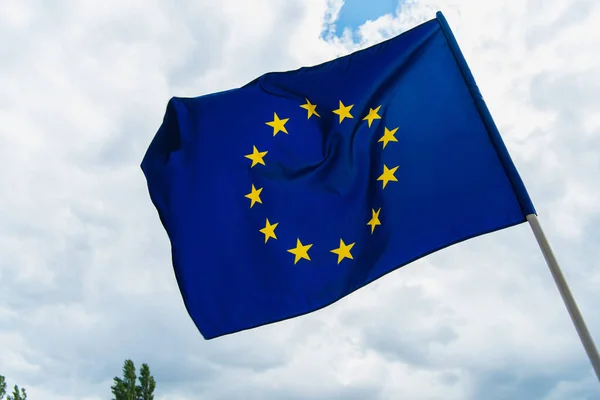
[527,214,600,382]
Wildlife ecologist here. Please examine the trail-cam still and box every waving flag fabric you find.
[141,12,535,339]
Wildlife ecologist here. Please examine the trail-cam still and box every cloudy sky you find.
[1,0,599,398]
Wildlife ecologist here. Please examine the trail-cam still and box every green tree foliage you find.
[137,364,156,400]
[7,385,26,400]
[111,359,137,400]
[111,360,156,400]
[0,377,26,400]
[0,375,6,400]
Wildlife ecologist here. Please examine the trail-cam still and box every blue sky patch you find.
[333,0,399,37]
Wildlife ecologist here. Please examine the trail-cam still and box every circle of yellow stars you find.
[244,98,399,265]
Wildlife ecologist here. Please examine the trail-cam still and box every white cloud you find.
[0,0,599,399]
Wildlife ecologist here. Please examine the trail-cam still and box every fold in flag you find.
[141,11,535,339]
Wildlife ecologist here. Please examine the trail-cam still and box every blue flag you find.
[142,12,535,339]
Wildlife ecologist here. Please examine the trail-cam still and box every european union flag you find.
[141,12,535,339]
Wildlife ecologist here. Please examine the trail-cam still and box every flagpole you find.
[526,214,600,381]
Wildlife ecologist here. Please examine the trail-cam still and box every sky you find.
[1,0,599,399]
[332,0,398,39]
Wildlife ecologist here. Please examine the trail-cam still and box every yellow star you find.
[259,218,278,243]
[245,184,263,208]
[287,238,312,264]
[330,239,355,264]
[362,105,381,127]
[332,100,354,123]
[266,112,289,136]
[378,127,399,149]
[377,164,399,189]
[244,146,267,167]
[367,208,381,234]
[300,98,320,119]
